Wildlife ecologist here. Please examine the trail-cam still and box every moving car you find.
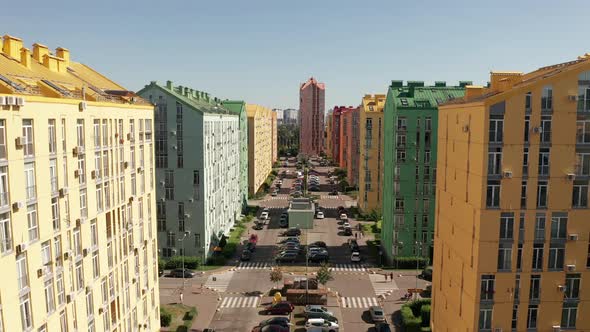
[304,305,333,319]
[369,306,385,322]
[350,252,361,262]
[264,301,294,315]
[169,268,196,278]
[304,318,339,331]
[240,250,252,261]
[316,212,325,219]
[275,252,297,263]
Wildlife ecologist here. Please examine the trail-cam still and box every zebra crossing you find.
[219,296,260,309]
[237,261,272,270]
[329,264,367,272]
[204,271,234,293]
[320,195,340,200]
[340,296,380,308]
[369,274,398,297]
[269,196,289,200]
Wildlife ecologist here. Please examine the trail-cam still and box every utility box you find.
[288,198,314,229]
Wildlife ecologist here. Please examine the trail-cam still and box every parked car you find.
[304,318,339,331]
[279,237,300,244]
[369,306,385,322]
[263,207,270,213]
[253,223,264,230]
[343,227,352,236]
[329,190,338,195]
[292,191,302,197]
[271,191,278,197]
[339,214,348,221]
[240,250,252,261]
[279,219,289,228]
[420,266,433,281]
[279,249,301,257]
[256,317,291,328]
[309,186,320,191]
[282,228,301,236]
[307,247,328,254]
[313,312,338,323]
[264,301,294,315]
[304,305,333,319]
[310,241,327,248]
[169,268,196,278]
[374,322,392,332]
[351,252,361,262]
[261,212,269,220]
[246,242,256,252]
[280,243,301,251]
[316,211,325,219]
[275,252,297,263]
[308,252,329,263]
[342,221,350,228]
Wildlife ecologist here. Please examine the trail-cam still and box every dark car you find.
[343,227,352,236]
[264,301,294,315]
[420,266,433,281]
[251,325,289,332]
[308,252,329,263]
[275,252,297,263]
[279,237,300,244]
[240,250,252,261]
[246,242,256,252]
[310,241,327,248]
[257,317,290,328]
[169,268,195,278]
[314,311,338,323]
[253,223,263,230]
[282,228,301,236]
[329,190,338,195]
[308,186,320,192]
[375,322,392,332]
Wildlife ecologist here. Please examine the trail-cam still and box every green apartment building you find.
[381,80,466,264]
[222,100,249,208]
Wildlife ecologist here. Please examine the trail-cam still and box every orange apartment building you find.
[432,54,590,331]
[338,106,359,186]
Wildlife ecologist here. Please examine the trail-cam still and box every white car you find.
[305,318,339,331]
[339,214,348,221]
[316,212,325,219]
[342,221,350,228]
[351,252,361,262]
[260,212,269,220]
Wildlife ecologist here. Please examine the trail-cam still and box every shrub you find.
[401,306,421,332]
[420,305,431,326]
[206,255,225,266]
[163,256,201,270]
[392,256,429,269]
[401,299,431,331]
[160,308,172,327]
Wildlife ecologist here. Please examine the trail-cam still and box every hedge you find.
[420,305,431,324]
[164,256,201,270]
[401,299,431,331]
[392,256,429,269]
[160,308,172,327]
[401,306,421,332]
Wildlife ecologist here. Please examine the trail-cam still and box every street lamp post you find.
[178,231,191,296]
[415,241,422,300]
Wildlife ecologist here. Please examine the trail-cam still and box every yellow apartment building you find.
[247,104,275,195]
[325,111,333,158]
[432,54,590,331]
[0,35,160,331]
[358,94,385,214]
[272,110,278,163]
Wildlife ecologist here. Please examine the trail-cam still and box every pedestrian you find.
[179,292,184,304]
[384,274,387,282]
[390,272,393,282]
[355,232,358,239]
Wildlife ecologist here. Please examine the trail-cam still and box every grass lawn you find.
[362,220,382,240]
[161,304,197,332]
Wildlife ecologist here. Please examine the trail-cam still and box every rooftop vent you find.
[459,81,474,87]
[434,81,446,87]
[390,80,403,88]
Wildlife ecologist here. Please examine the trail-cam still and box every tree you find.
[316,263,334,287]
[339,179,349,193]
[270,268,283,289]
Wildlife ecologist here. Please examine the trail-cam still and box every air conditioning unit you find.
[553,326,562,332]
[462,125,469,133]
[0,96,5,105]
[72,146,84,156]
[15,243,26,255]
[567,173,576,181]
[12,201,23,211]
[558,285,567,292]
[172,146,178,150]
[184,213,191,218]
[568,95,578,102]
[188,198,194,203]
[73,170,80,178]
[493,329,503,332]
[59,187,68,198]
[566,264,576,272]
[14,136,23,148]
[76,218,81,227]
[86,285,92,293]
[82,248,88,257]
[127,133,133,141]
[5,96,15,105]
[63,251,70,261]
[66,293,74,303]
[119,138,124,144]
[159,198,165,202]
[91,170,97,179]
[144,239,148,246]
[502,170,513,179]
[37,268,44,278]
[16,97,25,106]
[78,101,87,111]
[532,126,543,134]
[132,278,137,283]
[142,288,147,295]
[129,196,136,203]
[159,180,165,186]
[170,130,176,136]
[137,166,143,173]
[568,233,579,241]
[98,307,104,314]
[124,161,129,168]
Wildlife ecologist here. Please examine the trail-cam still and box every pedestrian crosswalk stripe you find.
[341,297,379,308]
[204,271,234,293]
[237,262,271,270]
[330,264,366,272]
[320,195,340,199]
[369,274,398,297]
[219,296,259,308]
[269,196,289,200]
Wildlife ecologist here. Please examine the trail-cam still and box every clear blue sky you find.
[4,0,590,109]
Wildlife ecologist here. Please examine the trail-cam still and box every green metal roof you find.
[387,80,466,109]
[137,81,232,115]
[221,100,246,115]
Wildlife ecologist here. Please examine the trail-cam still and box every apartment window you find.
[548,245,565,270]
[527,304,538,329]
[131,172,137,196]
[93,120,100,148]
[48,119,57,154]
[61,119,67,152]
[532,244,544,270]
[0,213,11,253]
[16,254,29,290]
[514,275,521,300]
[102,150,109,178]
[24,162,36,201]
[530,275,541,300]
[145,119,153,141]
[525,91,532,111]
[80,188,88,219]
[75,260,84,291]
[178,202,185,232]
[499,214,514,240]
[102,120,108,147]
[573,181,588,208]
[424,150,431,164]
[478,308,492,330]
[0,120,6,160]
[73,227,82,257]
[396,134,406,148]
[551,215,567,239]
[49,159,58,194]
[534,215,546,240]
[562,303,578,329]
[565,274,580,299]
[86,290,94,317]
[536,180,548,208]
[520,181,527,209]
[489,115,504,143]
[130,146,135,169]
[157,201,166,231]
[395,198,404,212]
[524,115,530,143]
[541,85,553,111]
[104,181,110,209]
[22,119,35,157]
[576,152,590,175]
[95,184,103,211]
[59,310,67,332]
[519,214,525,242]
[62,156,68,187]
[511,305,518,330]
[498,243,512,271]
[44,279,55,314]
[56,273,65,305]
[538,148,550,176]
[77,154,86,185]
[576,119,590,143]
[487,148,502,176]
[523,147,529,176]
[20,294,32,330]
[486,180,500,208]
[397,117,407,130]
[26,204,38,241]
[129,119,135,141]
[0,166,8,208]
[480,275,495,301]
[165,170,174,200]
[516,244,523,270]
[76,119,85,147]
[396,150,406,163]
[540,115,552,143]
